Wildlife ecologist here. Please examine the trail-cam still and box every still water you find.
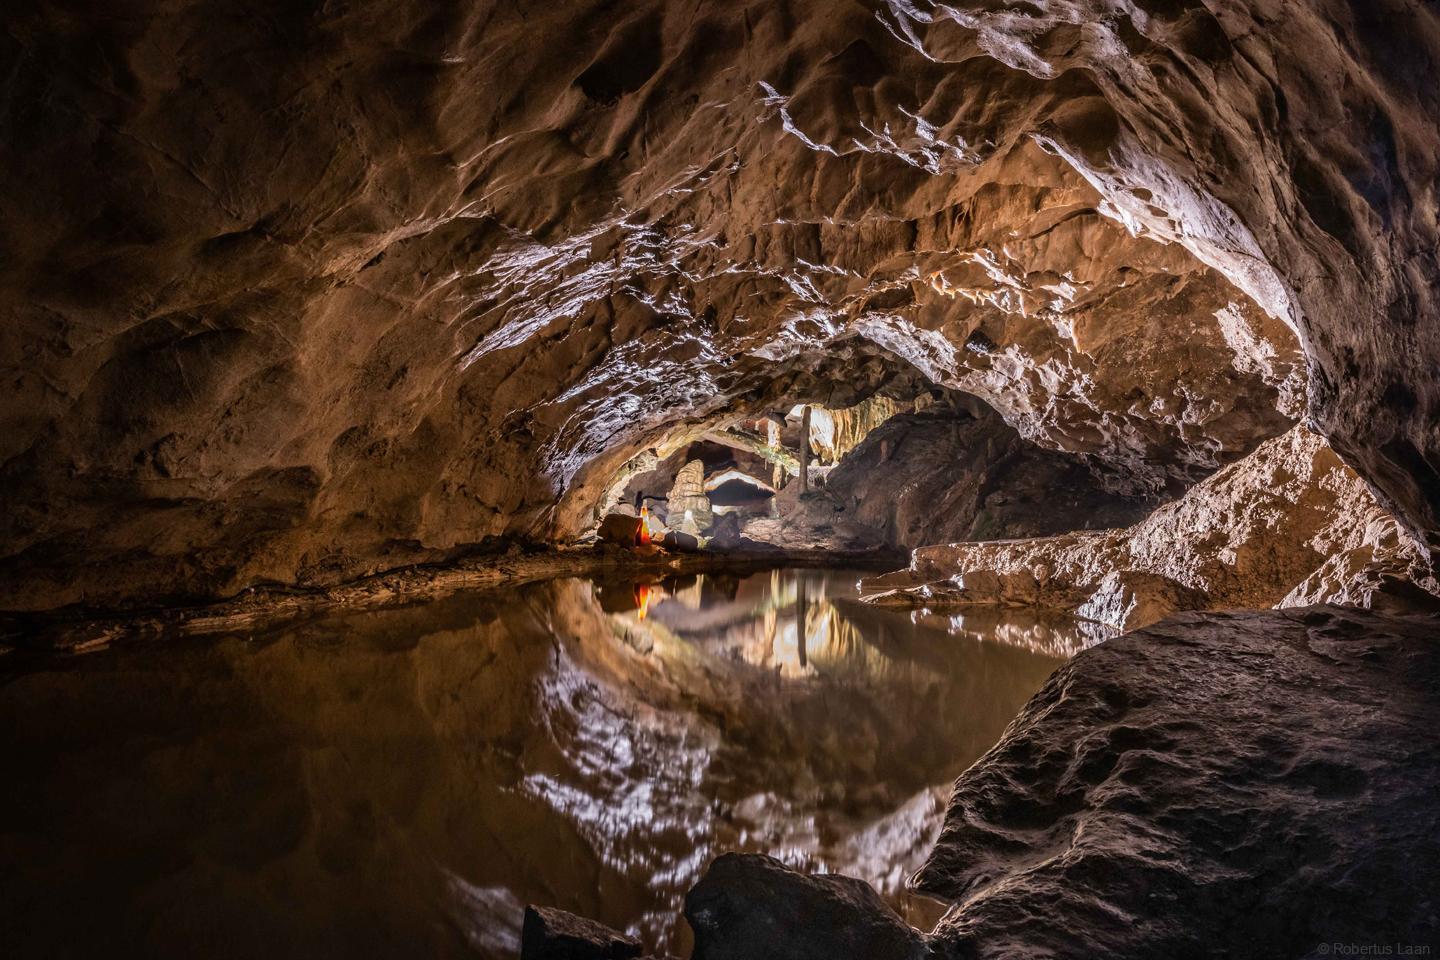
[0,568,1104,958]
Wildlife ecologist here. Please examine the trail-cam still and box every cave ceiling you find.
[2,0,1437,609]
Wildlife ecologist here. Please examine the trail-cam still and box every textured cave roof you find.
[1,0,1437,609]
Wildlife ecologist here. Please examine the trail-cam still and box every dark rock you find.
[775,408,1157,552]
[705,513,744,548]
[521,905,642,960]
[684,854,929,960]
[660,530,701,552]
[916,607,1440,958]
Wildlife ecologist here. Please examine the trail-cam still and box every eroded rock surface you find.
[867,426,1439,629]
[918,606,1440,958]
[521,905,643,960]
[685,854,928,960]
[20,0,1423,611]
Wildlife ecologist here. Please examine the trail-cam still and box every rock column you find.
[799,406,811,494]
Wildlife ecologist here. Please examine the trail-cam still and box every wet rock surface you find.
[868,426,1439,629]
[685,854,928,960]
[522,905,643,960]
[918,606,1440,958]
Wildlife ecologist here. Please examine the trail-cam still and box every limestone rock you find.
[684,854,928,960]
[1075,570,1208,632]
[659,530,701,553]
[916,607,1440,957]
[521,905,643,960]
[705,513,743,549]
[8,0,1397,612]
[869,427,1438,629]
[596,514,643,548]
[666,461,713,536]
[758,404,1156,552]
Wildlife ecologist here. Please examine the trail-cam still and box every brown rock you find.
[666,460,713,535]
[1076,570,1208,631]
[521,905,642,960]
[868,427,1439,629]
[916,607,1440,957]
[596,513,643,547]
[684,854,927,960]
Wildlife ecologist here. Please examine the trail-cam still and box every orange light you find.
[637,505,652,546]
[635,582,653,620]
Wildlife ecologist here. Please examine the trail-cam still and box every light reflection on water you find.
[0,568,1104,959]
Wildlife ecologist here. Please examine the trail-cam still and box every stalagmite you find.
[667,460,712,536]
[799,406,811,495]
[766,420,784,489]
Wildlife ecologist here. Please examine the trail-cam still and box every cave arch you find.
[1,0,1435,610]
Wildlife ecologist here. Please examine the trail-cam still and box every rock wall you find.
[2,0,1374,611]
[866,426,1438,629]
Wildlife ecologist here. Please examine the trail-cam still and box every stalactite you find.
[810,396,900,465]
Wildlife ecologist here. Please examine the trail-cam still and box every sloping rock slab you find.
[521,905,642,960]
[685,854,929,960]
[918,606,1440,958]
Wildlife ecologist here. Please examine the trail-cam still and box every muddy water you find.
[0,569,1104,958]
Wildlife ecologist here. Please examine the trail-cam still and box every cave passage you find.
[4,0,1440,954]
[589,387,1159,558]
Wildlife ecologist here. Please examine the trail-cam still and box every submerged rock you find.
[685,854,929,960]
[521,905,643,960]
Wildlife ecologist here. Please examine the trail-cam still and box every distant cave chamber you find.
[593,387,1162,556]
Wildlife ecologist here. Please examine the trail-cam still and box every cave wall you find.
[2,0,1435,610]
[867,425,1438,629]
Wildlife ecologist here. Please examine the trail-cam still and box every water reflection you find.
[0,569,1100,959]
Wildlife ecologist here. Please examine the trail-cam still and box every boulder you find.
[916,608,1440,957]
[520,905,642,960]
[596,513,643,547]
[660,530,701,553]
[684,854,928,960]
